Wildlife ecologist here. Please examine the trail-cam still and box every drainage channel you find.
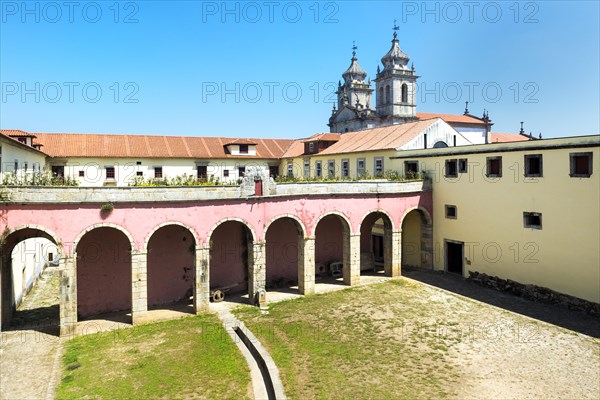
[217,309,286,400]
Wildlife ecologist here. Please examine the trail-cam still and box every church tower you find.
[374,23,419,124]
[328,44,378,133]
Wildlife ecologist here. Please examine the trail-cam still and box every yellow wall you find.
[281,150,396,179]
[390,136,600,303]
[401,210,422,267]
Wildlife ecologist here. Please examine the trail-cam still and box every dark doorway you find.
[446,241,463,275]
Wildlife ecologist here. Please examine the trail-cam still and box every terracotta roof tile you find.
[490,133,532,143]
[31,132,293,159]
[301,133,341,143]
[283,119,438,158]
[0,131,47,155]
[417,112,485,125]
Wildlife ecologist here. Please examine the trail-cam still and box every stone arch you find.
[208,218,256,299]
[144,221,199,252]
[264,214,307,239]
[206,217,257,246]
[74,223,136,253]
[312,211,353,237]
[358,210,397,277]
[400,207,433,269]
[75,225,134,319]
[0,225,62,331]
[313,211,355,286]
[145,223,197,310]
[264,215,306,292]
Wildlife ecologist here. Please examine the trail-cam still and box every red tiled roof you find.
[490,133,532,143]
[0,131,47,155]
[32,132,294,159]
[224,138,259,146]
[301,133,341,143]
[417,112,485,125]
[283,119,438,158]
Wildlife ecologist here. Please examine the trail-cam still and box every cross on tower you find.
[352,41,357,57]
[393,20,399,38]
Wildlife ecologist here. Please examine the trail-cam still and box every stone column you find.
[60,255,77,337]
[0,255,6,331]
[194,246,210,313]
[248,240,266,306]
[131,251,148,324]
[298,236,315,295]
[421,223,433,269]
[392,230,402,277]
[342,232,361,286]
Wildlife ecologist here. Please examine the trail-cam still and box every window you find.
[433,141,448,148]
[223,169,229,177]
[357,158,366,177]
[570,152,593,177]
[524,154,543,177]
[341,159,349,177]
[23,162,28,172]
[51,165,64,177]
[308,142,315,153]
[458,159,468,173]
[486,156,502,177]
[385,85,391,104]
[287,162,293,177]
[303,159,310,178]
[401,83,408,103]
[47,252,54,262]
[445,205,457,219]
[154,167,163,178]
[78,170,85,177]
[327,160,335,178]
[404,161,418,177]
[269,165,279,178]
[18,137,26,144]
[445,159,458,178]
[374,157,384,177]
[238,166,245,177]
[378,91,383,107]
[197,165,207,180]
[106,167,115,180]
[523,212,542,229]
[136,171,143,177]
[315,161,322,177]
[136,161,142,165]
[14,160,18,172]
[239,144,249,154]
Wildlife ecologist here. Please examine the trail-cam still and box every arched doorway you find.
[265,217,304,293]
[360,211,395,277]
[146,224,195,313]
[209,220,253,301]
[401,209,433,269]
[314,213,352,286]
[1,226,61,331]
[76,227,132,320]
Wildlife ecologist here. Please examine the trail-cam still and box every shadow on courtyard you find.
[402,267,600,339]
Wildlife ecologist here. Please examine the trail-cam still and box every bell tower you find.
[374,22,419,124]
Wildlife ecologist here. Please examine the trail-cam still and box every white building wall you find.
[0,137,47,183]
[55,157,274,186]
[11,238,58,307]
[401,119,473,150]
[451,125,488,144]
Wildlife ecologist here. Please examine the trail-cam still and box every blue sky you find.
[1,1,598,139]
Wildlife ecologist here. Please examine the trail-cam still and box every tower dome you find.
[342,45,367,83]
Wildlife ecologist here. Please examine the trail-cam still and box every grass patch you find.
[234,279,477,400]
[56,314,251,400]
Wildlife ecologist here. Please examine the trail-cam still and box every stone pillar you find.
[248,240,266,306]
[131,251,148,324]
[194,246,210,313]
[0,255,6,331]
[421,223,433,269]
[392,230,402,277]
[342,232,361,286]
[298,237,315,295]
[60,255,77,337]
[384,229,402,278]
